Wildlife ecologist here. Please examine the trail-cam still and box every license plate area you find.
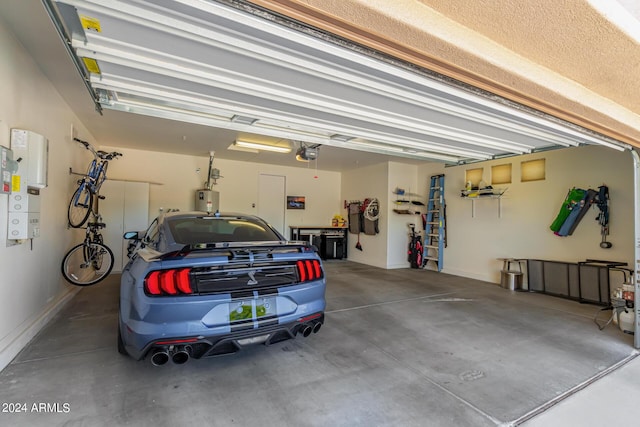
[229,297,276,322]
[236,334,270,345]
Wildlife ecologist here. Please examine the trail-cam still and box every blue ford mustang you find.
[118,211,326,366]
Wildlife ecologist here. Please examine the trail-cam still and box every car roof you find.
[160,211,262,221]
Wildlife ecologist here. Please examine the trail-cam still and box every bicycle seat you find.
[87,222,106,229]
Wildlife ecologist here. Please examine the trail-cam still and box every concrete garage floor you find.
[0,261,637,426]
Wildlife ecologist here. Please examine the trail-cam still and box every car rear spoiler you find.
[154,240,317,260]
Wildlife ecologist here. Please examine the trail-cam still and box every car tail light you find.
[144,268,193,296]
[298,313,322,323]
[296,260,323,283]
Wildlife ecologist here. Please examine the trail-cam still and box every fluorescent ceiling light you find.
[234,139,291,153]
[227,143,258,153]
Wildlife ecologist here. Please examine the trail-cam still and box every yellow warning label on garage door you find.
[82,57,101,75]
[80,15,101,33]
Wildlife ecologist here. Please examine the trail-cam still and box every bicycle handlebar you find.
[74,138,122,161]
[73,137,91,149]
[96,150,122,160]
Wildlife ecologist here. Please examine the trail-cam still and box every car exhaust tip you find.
[301,325,313,338]
[150,348,170,366]
[312,322,322,334]
[171,346,191,365]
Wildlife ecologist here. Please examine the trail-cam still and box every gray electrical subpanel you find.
[1,145,18,194]
[8,188,41,239]
[8,129,48,242]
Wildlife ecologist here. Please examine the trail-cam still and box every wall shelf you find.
[392,190,424,215]
[460,188,507,218]
[69,167,164,185]
[392,209,420,215]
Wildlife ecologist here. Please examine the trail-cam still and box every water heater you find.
[195,189,219,212]
[194,150,221,212]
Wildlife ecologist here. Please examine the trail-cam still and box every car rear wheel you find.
[117,326,127,355]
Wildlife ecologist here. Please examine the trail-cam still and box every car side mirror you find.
[123,231,139,240]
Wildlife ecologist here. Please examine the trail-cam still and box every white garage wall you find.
[419,145,635,283]
[215,158,342,233]
[100,148,342,235]
[341,162,389,268]
[0,20,94,370]
[387,162,422,269]
[97,147,203,223]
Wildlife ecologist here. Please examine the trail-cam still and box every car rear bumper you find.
[122,313,324,362]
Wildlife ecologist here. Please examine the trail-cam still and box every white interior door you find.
[258,174,285,235]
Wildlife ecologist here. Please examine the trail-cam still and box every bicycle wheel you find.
[61,242,114,286]
[68,184,93,228]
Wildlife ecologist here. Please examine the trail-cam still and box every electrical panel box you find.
[8,129,47,242]
[1,145,18,194]
[8,188,41,239]
[195,189,220,213]
[10,129,48,189]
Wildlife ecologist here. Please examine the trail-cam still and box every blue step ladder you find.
[423,174,445,271]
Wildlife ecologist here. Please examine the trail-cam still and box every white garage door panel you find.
[48,0,628,166]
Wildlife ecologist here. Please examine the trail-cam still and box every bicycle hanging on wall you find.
[62,138,121,286]
[67,138,122,228]
[61,219,114,286]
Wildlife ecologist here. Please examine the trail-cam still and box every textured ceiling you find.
[252,0,640,146]
[417,0,639,114]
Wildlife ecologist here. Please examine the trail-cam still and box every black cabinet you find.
[321,233,344,259]
[290,226,348,260]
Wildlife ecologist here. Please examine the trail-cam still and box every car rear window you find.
[168,217,281,244]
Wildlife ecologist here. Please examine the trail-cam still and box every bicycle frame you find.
[81,146,109,193]
[73,160,106,207]
[86,221,104,244]
[82,222,105,267]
